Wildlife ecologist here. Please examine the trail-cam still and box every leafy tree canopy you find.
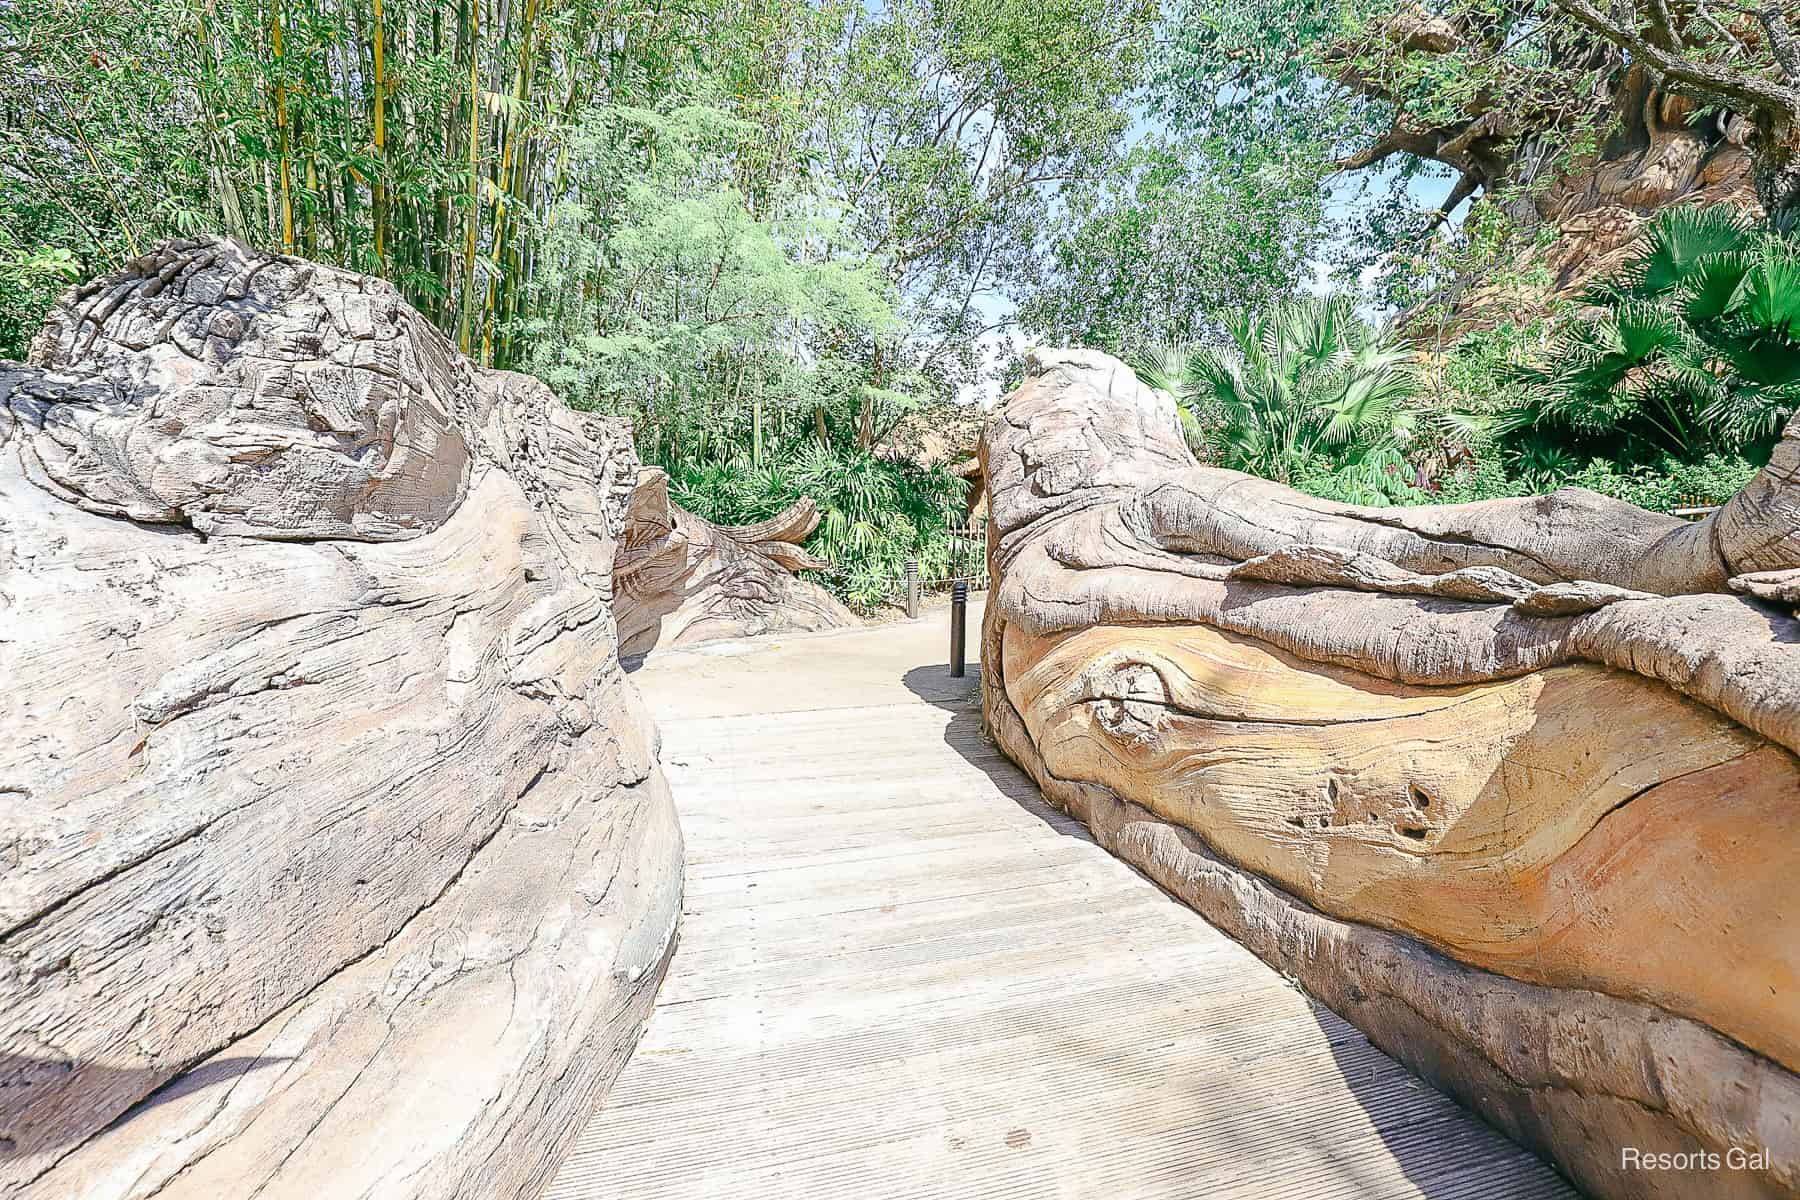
[6,0,1796,592]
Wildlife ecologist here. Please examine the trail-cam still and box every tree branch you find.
[1553,0,1800,114]
[1762,3,1800,86]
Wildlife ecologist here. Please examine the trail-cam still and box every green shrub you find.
[1426,458,1533,504]
[1348,452,1758,512]
[1557,454,1760,512]
[1502,206,1800,468]
[662,444,964,610]
[1134,298,1494,507]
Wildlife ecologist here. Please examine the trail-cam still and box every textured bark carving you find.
[981,347,1800,1199]
[0,238,682,1200]
[613,466,856,657]
[1398,65,1764,332]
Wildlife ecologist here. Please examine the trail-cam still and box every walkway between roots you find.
[543,603,1575,1200]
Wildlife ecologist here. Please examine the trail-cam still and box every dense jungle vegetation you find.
[4,0,1798,603]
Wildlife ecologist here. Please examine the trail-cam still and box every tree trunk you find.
[1754,111,1800,220]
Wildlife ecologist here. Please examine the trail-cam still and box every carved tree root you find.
[0,238,684,1200]
[981,347,1800,1200]
[612,469,853,656]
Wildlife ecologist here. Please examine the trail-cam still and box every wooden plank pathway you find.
[543,608,1577,1200]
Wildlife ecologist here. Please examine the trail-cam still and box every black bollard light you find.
[949,578,968,677]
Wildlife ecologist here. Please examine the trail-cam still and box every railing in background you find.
[802,517,991,613]
[1671,493,1724,522]
[945,519,990,591]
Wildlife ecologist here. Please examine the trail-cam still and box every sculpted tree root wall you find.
[980,348,1800,1200]
[0,239,685,1199]
[613,467,856,657]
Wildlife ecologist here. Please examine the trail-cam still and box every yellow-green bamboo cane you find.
[371,0,388,268]
[456,0,481,355]
[481,0,543,365]
[270,0,294,254]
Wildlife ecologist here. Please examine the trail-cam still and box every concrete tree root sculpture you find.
[0,239,684,1199]
[613,467,855,657]
[980,348,1800,1200]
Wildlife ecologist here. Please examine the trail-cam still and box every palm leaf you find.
[1701,381,1799,445]
[1127,342,1195,401]
[1624,205,1753,298]
[1612,301,1687,362]
[1738,243,1800,340]
[1677,251,1752,326]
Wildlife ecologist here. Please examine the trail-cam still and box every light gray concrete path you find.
[543,603,1576,1200]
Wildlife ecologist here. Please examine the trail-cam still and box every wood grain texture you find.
[544,618,1575,1200]
[979,347,1800,1199]
[0,239,682,1199]
[987,687,1800,1200]
[1005,621,1799,1074]
[613,467,855,657]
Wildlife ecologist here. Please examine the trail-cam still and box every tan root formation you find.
[613,468,855,657]
[981,347,1800,1200]
[0,238,692,1200]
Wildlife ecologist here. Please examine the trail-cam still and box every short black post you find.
[949,579,968,677]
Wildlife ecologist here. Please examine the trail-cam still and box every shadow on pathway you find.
[899,659,1575,1200]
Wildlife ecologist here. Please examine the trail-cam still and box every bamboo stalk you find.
[44,77,143,259]
[10,153,122,268]
[271,0,295,254]
[191,1,248,241]
[751,379,764,466]
[371,0,388,268]
[482,0,542,364]
[303,149,320,256]
[456,0,481,354]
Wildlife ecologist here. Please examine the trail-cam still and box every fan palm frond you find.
[1132,298,1429,483]
[1738,243,1800,344]
[1702,381,1800,446]
[1128,342,1197,401]
[1676,251,1753,326]
[1622,205,1753,298]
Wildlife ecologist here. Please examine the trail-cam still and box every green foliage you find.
[4,0,1154,599]
[1502,207,1800,467]
[515,93,970,602]
[1134,297,1469,504]
[516,101,906,468]
[825,0,1156,377]
[1128,210,1782,518]
[2,0,1154,383]
[1015,140,1326,352]
[1152,0,1616,277]
[1424,456,1532,504]
[13,0,1784,583]
[0,243,81,355]
[1399,209,1788,508]
[1558,454,1760,511]
[1412,443,1758,508]
[1152,0,1800,298]
[1387,204,1559,331]
[663,445,964,609]
[1193,298,1416,481]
